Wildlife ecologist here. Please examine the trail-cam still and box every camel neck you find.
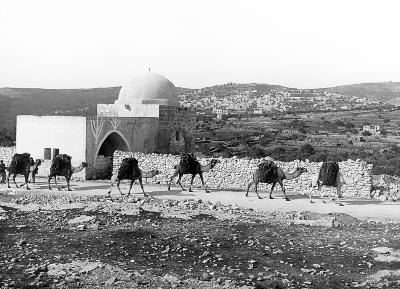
[284,170,302,180]
[72,164,84,173]
[200,162,213,172]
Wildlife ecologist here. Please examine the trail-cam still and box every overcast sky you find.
[1,0,399,89]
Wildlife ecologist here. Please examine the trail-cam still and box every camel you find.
[309,162,361,206]
[48,154,89,191]
[7,153,43,190]
[167,154,220,193]
[107,157,160,197]
[246,160,307,200]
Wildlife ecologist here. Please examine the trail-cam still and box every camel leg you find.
[127,178,135,197]
[32,173,36,185]
[138,178,148,197]
[66,176,72,191]
[254,181,263,199]
[177,174,186,191]
[318,183,326,203]
[199,173,209,193]
[107,179,117,195]
[269,183,276,199]
[188,175,195,192]
[55,177,62,191]
[117,180,124,195]
[167,171,178,190]
[24,174,30,190]
[7,172,12,188]
[336,185,344,206]
[309,184,315,203]
[12,174,18,188]
[246,181,254,197]
[278,180,290,201]
[48,174,53,190]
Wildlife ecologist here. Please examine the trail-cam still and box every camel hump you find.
[117,157,139,179]
[258,160,277,182]
[121,157,138,168]
[12,153,31,161]
[318,161,339,186]
[180,152,198,173]
[51,154,72,174]
[9,153,32,172]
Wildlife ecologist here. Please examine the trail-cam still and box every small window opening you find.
[52,148,59,160]
[44,148,51,160]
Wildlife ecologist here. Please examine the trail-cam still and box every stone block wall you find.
[0,147,16,166]
[113,151,373,198]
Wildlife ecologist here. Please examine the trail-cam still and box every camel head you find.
[210,159,221,168]
[35,159,44,166]
[82,162,90,168]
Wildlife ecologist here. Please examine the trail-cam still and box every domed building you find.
[116,72,180,106]
[16,72,195,180]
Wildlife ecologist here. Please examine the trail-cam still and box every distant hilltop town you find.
[178,83,387,117]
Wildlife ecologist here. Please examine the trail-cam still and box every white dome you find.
[117,72,179,106]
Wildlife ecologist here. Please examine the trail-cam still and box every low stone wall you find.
[0,147,16,166]
[113,151,373,198]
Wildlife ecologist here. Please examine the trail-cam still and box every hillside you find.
[327,82,400,104]
[0,86,191,145]
[1,81,399,145]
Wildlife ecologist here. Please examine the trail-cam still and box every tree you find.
[300,143,315,155]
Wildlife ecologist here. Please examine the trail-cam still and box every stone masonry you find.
[113,151,373,198]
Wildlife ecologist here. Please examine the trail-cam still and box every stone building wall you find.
[113,151,373,198]
[158,106,195,153]
[0,146,16,166]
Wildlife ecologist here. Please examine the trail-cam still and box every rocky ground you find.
[1,187,400,289]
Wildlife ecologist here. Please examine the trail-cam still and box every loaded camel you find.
[246,160,307,201]
[107,157,159,197]
[48,154,89,191]
[7,153,43,190]
[167,153,220,193]
[309,161,361,206]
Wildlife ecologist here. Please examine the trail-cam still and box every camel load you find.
[318,161,339,186]
[258,160,278,183]
[51,154,72,175]
[117,157,140,180]
[10,153,32,172]
[179,152,198,174]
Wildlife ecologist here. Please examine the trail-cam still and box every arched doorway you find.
[93,131,130,179]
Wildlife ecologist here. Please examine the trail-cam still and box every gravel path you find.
[1,177,399,223]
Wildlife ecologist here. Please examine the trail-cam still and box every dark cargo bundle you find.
[117,157,140,179]
[51,154,72,175]
[180,152,198,174]
[318,161,339,186]
[10,153,33,173]
[258,160,277,183]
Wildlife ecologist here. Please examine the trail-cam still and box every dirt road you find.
[4,177,398,223]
